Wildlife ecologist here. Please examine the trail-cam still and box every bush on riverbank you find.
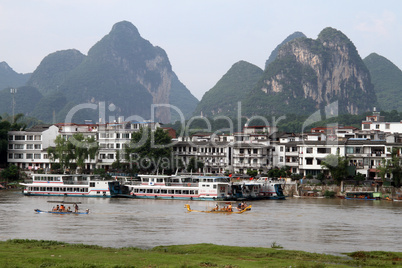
[0,239,400,267]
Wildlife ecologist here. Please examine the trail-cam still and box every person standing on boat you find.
[74,203,79,213]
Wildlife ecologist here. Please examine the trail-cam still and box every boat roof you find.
[47,201,82,204]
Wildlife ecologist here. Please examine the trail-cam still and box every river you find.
[0,190,401,255]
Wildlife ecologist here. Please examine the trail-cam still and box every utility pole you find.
[10,88,17,123]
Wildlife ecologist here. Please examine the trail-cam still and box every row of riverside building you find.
[7,110,402,180]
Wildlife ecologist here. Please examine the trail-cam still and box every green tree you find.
[321,153,349,183]
[125,128,173,173]
[69,133,98,172]
[377,158,390,182]
[47,135,73,170]
[377,148,401,187]
[268,168,286,178]
[47,134,98,172]
[389,148,402,187]
[316,172,325,182]
[0,164,20,181]
[187,157,204,173]
[246,169,258,177]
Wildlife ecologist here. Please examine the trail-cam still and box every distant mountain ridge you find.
[0,62,31,90]
[1,23,402,124]
[264,31,306,70]
[1,21,198,124]
[246,27,377,116]
[364,53,402,112]
[196,27,378,119]
[194,61,263,118]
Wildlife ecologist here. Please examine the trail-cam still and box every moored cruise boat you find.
[20,174,112,197]
[109,174,232,200]
[231,177,286,200]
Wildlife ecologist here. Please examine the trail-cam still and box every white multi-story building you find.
[362,109,402,133]
[8,124,59,170]
[7,121,160,171]
[97,120,160,169]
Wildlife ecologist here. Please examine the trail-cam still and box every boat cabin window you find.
[157,178,164,183]
[90,182,95,187]
[213,185,217,189]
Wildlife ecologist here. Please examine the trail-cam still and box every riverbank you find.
[283,183,402,199]
[0,239,400,267]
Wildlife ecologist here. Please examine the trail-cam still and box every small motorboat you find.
[184,203,251,214]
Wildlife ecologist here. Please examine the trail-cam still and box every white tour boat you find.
[109,174,232,200]
[231,177,286,200]
[20,173,112,197]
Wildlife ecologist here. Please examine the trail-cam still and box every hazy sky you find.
[0,1,401,100]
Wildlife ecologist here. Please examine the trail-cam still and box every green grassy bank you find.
[0,239,400,267]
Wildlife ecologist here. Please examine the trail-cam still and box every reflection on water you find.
[0,190,401,254]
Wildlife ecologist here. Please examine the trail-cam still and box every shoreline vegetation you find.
[0,239,400,267]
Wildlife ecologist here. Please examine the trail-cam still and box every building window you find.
[15,135,25,140]
[100,133,110,138]
[346,147,354,154]
[34,154,41,159]
[34,144,41,150]
[8,154,13,159]
[363,124,370,129]
[306,158,313,165]
[26,144,33,149]
[306,148,313,153]
[8,144,13,150]
[8,135,13,141]
[116,143,120,149]
[26,153,33,159]
[43,154,48,159]
[34,135,41,140]
[279,156,283,162]
[375,124,380,129]
[27,135,33,140]
[14,153,23,159]
[317,148,331,154]
[280,146,284,152]
[14,144,24,149]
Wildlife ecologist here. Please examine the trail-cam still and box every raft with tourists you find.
[34,201,89,215]
[184,201,251,214]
